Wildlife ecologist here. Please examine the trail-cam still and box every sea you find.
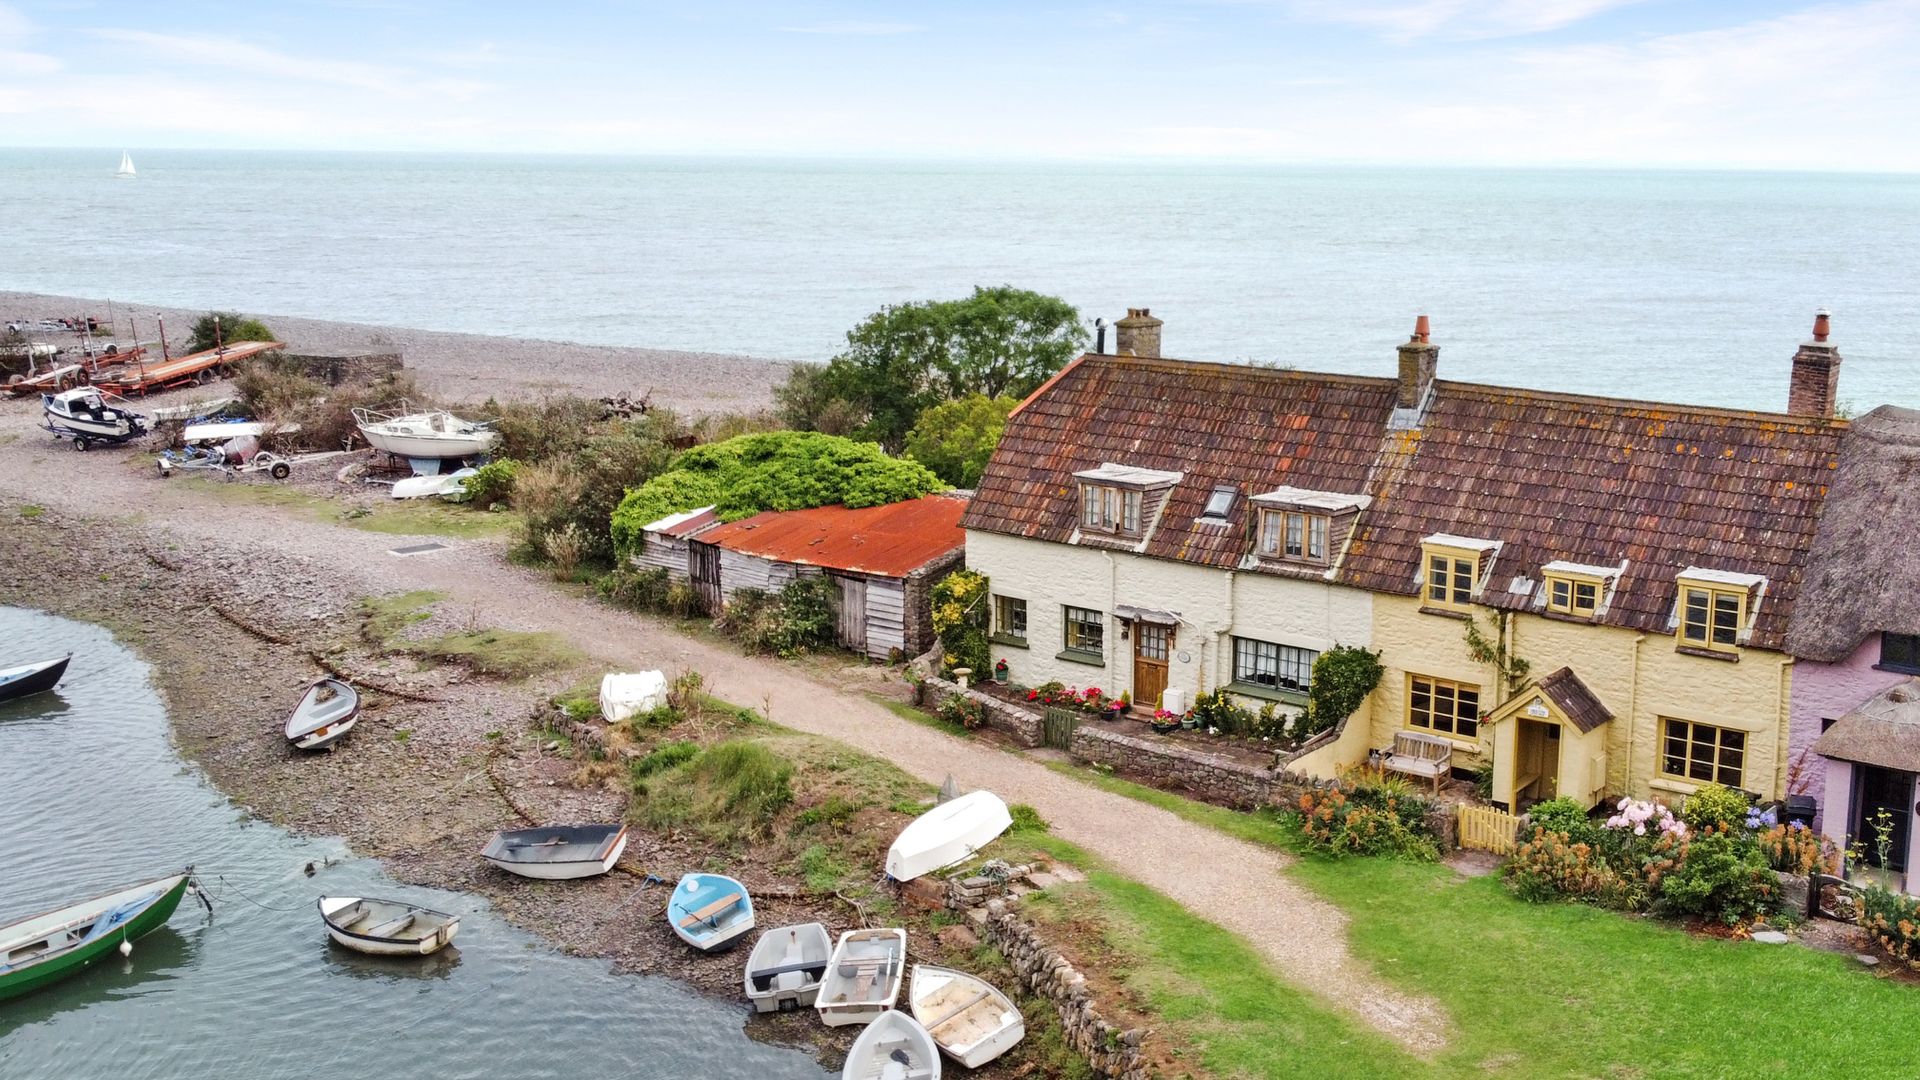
[2,148,1917,412]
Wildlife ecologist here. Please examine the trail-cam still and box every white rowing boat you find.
[480,824,627,880]
[284,678,360,750]
[318,896,459,956]
[744,922,831,1013]
[885,790,1013,882]
[909,964,1024,1067]
[841,1010,941,1080]
[815,927,907,1028]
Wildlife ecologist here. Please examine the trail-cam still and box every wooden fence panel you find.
[1457,805,1526,855]
[1043,706,1080,751]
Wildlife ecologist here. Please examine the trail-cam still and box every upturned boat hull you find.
[0,872,192,1001]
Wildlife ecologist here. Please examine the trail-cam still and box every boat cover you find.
[601,671,668,722]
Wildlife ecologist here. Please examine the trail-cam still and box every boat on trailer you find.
[480,824,627,880]
[841,1010,941,1080]
[816,927,908,1028]
[284,678,360,750]
[353,406,497,461]
[667,873,754,952]
[0,655,70,704]
[0,869,201,1001]
[318,896,460,956]
[744,921,831,1013]
[886,789,1013,882]
[42,387,146,450]
[909,964,1025,1068]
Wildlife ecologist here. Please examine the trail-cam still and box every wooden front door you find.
[1853,766,1913,871]
[1132,623,1170,710]
[689,541,722,616]
[835,575,867,654]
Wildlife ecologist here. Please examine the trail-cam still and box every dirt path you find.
[0,396,1449,1054]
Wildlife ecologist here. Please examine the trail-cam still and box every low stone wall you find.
[276,351,405,386]
[982,898,1149,1080]
[1070,724,1282,811]
[924,675,1044,747]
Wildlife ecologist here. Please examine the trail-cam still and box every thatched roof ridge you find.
[1811,678,1920,771]
[1785,406,1920,662]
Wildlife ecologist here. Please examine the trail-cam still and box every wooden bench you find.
[677,892,744,929]
[1383,730,1453,793]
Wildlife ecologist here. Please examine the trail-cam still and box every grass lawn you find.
[1048,763,1920,1078]
[359,590,582,679]
[174,475,513,539]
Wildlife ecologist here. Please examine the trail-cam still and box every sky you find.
[2,1,1918,168]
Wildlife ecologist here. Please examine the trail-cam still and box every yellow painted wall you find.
[1366,597,1794,805]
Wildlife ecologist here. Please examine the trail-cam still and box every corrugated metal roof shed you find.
[699,494,967,578]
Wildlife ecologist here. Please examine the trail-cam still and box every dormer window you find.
[1673,568,1765,654]
[1538,561,1622,619]
[1420,534,1501,613]
[1247,486,1368,570]
[1082,484,1141,533]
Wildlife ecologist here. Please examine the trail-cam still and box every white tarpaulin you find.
[600,671,668,722]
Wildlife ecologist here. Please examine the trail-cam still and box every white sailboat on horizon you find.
[115,151,135,179]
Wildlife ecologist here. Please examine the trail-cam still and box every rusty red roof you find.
[699,494,967,578]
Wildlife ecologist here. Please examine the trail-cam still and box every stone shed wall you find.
[276,351,404,386]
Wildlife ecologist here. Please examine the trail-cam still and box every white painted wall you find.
[967,530,1372,708]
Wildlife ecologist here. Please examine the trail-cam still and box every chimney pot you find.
[1412,314,1431,344]
[1813,308,1830,342]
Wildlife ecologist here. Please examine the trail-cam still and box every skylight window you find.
[1201,485,1237,520]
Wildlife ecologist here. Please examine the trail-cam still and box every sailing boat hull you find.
[0,873,191,1001]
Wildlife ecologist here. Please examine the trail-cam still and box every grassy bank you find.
[360,590,581,679]
[172,475,513,539]
[1044,761,1920,1078]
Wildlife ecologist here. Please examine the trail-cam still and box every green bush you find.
[1655,829,1775,924]
[1299,646,1384,739]
[187,310,275,353]
[462,458,519,509]
[718,576,840,657]
[480,395,619,464]
[1294,786,1438,861]
[1680,783,1753,833]
[1191,687,1256,736]
[596,565,673,611]
[610,431,945,558]
[630,740,699,779]
[903,394,1017,488]
[1861,883,1920,962]
[519,427,676,568]
[1527,796,1600,845]
[1009,803,1049,833]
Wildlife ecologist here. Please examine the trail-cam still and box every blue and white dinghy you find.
[667,873,754,952]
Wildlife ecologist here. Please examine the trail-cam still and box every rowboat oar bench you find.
[676,891,743,929]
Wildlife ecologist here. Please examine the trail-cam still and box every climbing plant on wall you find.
[930,568,990,675]
[1298,645,1385,739]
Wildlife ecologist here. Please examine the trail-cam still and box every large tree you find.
[904,394,1017,489]
[781,286,1086,450]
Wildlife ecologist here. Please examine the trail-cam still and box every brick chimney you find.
[1789,309,1841,418]
[1114,307,1163,358]
[1396,314,1438,409]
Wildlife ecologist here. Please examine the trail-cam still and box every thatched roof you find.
[1811,678,1920,771]
[1785,406,1920,662]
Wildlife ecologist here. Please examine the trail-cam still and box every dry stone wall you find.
[981,898,1149,1080]
[922,675,1044,747]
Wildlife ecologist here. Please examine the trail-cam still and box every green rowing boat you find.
[0,868,200,1002]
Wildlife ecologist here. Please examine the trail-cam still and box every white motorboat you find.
[909,964,1025,1068]
[318,896,459,956]
[480,824,627,880]
[815,927,907,1028]
[283,678,360,750]
[885,790,1013,882]
[353,406,497,460]
[841,1010,941,1080]
[42,387,146,446]
[744,922,831,1013]
[391,468,477,500]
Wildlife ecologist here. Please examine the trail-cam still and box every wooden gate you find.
[689,540,723,616]
[1043,706,1080,751]
[1457,805,1526,855]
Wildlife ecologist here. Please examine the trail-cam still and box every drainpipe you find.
[1776,656,1794,801]
[1626,634,1645,799]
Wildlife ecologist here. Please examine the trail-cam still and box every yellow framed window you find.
[1408,674,1480,739]
[1546,574,1602,616]
[1259,511,1329,563]
[1679,586,1744,651]
[1661,718,1744,788]
[1423,549,1477,610]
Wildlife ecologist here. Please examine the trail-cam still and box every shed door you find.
[1132,623,1170,710]
[689,541,722,616]
[836,576,867,654]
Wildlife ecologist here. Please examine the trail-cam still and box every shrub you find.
[462,458,519,510]
[231,359,422,452]
[1009,803,1049,833]
[609,431,945,557]
[1757,821,1836,876]
[1527,796,1599,845]
[1861,885,1920,963]
[930,568,990,675]
[1294,787,1438,861]
[937,693,986,731]
[718,577,840,657]
[1191,687,1256,736]
[1655,828,1775,924]
[545,522,587,581]
[1506,830,1646,909]
[903,393,1017,488]
[596,565,673,612]
[629,740,699,779]
[187,310,275,353]
[1680,783,1752,833]
[481,395,614,464]
[1299,646,1384,738]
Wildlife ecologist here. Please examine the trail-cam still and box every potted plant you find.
[993,658,1009,683]
[1180,711,1199,731]
[1150,709,1182,735]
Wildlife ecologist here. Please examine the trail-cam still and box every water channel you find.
[0,607,831,1079]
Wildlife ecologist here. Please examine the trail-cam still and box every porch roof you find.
[1812,678,1920,772]
[1488,666,1614,734]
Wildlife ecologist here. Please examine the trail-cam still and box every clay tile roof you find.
[1536,666,1613,734]
[962,353,1400,569]
[698,494,967,579]
[1811,678,1920,771]
[1344,381,1847,651]
[1785,406,1920,661]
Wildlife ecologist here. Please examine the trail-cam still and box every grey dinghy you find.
[284,678,360,750]
[744,921,832,1013]
[480,824,628,880]
[318,896,460,956]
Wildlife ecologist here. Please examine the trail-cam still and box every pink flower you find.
[1634,824,1646,836]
